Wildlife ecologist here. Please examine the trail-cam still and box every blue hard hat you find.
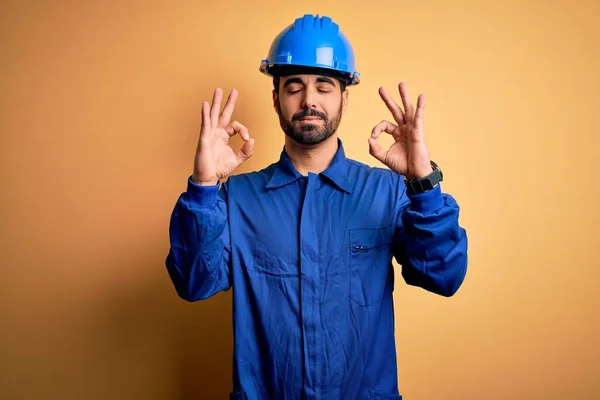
[260,14,360,85]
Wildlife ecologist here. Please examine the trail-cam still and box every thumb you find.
[236,138,255,164]
[368,137,387,164]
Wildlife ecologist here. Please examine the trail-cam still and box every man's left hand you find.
[368,82,433,179]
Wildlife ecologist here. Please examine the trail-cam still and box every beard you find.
[278,103,343,146]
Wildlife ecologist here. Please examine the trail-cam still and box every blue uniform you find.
[166,139,468,399]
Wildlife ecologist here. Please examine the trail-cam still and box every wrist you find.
[405,166,434,180]
[404,160,443,195]
[191,174,219,186]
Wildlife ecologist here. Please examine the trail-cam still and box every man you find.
[166,14,468,400]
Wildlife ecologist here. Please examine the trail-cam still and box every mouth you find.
[297,117,322,122]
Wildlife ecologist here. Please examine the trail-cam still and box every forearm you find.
[165,178,232,301]
[397,185,468,296]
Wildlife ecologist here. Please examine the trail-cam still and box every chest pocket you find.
[251,237,299,278]
[349,225,394,307]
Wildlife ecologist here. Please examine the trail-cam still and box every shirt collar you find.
[265,138,351,194]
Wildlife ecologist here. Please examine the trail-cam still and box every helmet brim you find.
[261,63,360,85]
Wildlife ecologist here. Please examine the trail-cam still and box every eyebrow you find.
[316,76,336,86]
[282,76,337,88]
[283,77,303,88]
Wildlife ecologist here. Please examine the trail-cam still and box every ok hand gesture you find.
[192,88,255,186]
[368,82,432,179]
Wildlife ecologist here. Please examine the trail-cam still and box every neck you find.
[284,134,339,176]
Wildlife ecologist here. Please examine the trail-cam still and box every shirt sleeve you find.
[392,174,468,297]
[165,177,232,301]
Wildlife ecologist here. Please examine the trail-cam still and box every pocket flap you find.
[350,225,394,251]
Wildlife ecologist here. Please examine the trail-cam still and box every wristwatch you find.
[404,161,443,194]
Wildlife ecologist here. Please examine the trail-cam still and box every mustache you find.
[292,109,328,121]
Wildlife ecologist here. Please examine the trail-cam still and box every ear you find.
[341,89,349,114]
[273,90,280,115]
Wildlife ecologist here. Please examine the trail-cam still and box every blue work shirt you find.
[166,139,468,400]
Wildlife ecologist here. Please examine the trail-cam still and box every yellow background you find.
[1,0,599,399]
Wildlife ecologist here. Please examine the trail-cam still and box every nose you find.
[301,87,318,109]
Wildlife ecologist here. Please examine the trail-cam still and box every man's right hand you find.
[192,88,255,186]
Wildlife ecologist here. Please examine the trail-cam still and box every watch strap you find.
[404,161,443,194]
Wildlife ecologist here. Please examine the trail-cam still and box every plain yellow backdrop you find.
[1,0,599,399]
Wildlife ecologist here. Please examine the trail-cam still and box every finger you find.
[414,94,425,129]
[210,88,223,128]
[225,121,250,140]
[197,101,211,150]
[371,120,400,141]
[368,137,388,164]
[398,82,414,123]
[378,87,405,125]
[201,101,210,130]
[236,138,255,164]
[219,89,238,127]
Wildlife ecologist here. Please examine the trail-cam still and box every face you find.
[273,74,348,146]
